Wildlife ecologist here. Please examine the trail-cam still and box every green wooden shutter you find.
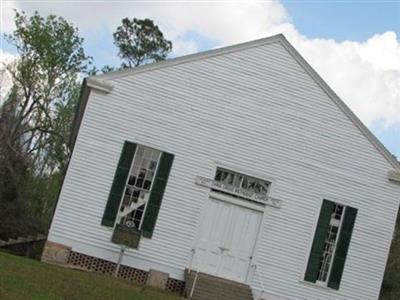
[328,206,357,290]
[101,141,136,227]
[141,152,174,238]
[304,200,335,283]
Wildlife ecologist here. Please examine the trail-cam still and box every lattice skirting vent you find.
[166,277,186,293]
[67,251,185,293]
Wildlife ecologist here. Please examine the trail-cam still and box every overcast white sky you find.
[1,0,399,156]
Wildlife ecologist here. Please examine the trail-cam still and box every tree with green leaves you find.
[113,18,172,68]
[0,11,91,238]
[381,215,400,299]
[0,12,173,240]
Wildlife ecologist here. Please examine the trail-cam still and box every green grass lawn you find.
[0,251,182,300]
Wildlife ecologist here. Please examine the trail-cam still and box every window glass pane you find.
[151,149,161,161]
[136,168,146,188]
[139,190,148,200]
[144,171,154,190]
[215,169,223,181]
[136,146,144,157]
[142,158,149,170]
[128,175,136,186]
[233,175,243,188]
[149,160,157,171]
[132,189,140,200]
[122,194,131,208]
[220,172,226,183]
[133,205,145,228]
[241,177,248,189]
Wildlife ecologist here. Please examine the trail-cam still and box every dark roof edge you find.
[69,79,90,151]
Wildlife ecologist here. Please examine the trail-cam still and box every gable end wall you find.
[48,40,400,300]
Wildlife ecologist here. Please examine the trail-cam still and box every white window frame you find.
[116,144,162,230]
[315,203,346,287]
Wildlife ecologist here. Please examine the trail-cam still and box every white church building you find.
[42,34,400,300]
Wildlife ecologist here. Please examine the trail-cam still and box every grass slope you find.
[0,251,181,300]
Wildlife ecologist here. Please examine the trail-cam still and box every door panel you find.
[195,197,263,282]
[196,199,232,275]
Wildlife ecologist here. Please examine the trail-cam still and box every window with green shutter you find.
[102,142,174,242]
[304,200,357,290]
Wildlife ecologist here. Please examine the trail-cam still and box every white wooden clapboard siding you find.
[48,37,400,300]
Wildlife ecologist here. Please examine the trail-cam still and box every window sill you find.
[298,279,339,292]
